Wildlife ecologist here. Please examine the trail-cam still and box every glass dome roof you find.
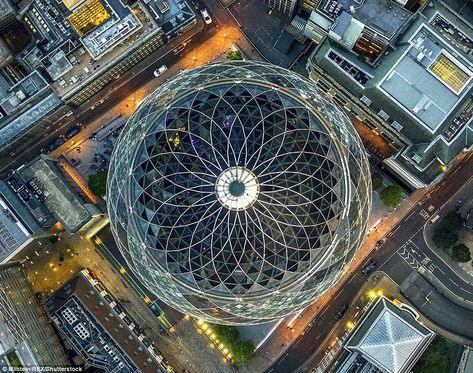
[107,61,371,324]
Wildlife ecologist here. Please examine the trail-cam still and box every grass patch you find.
[413,336,458,373]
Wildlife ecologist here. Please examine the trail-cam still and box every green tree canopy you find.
[226,50,243,60]
[413,336,456,373]
[232,340,255,365]
[88,170,107,197]
[379,184,403,207]
[213,324,240,345]
[451,243,472,262]
[433,227,458,249]
[371,172,383,190]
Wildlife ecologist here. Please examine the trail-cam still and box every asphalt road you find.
[267,152,473,373]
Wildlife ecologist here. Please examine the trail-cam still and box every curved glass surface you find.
[107,61,371,324]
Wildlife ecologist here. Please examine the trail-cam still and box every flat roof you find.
[20,157,90,232]
[319,0,412,38]
[0,262,69,367]
[379,28,472,132]
[0,93,61,149]
[0,195,31,262]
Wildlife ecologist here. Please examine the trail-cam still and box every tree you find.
[226,50,243,61]
[433,212,463,249]
[451,243,472,263]
[413,336,456,373]
[440,212,463,231]
[232,340,255,365]
[88,170,107,197]
[371,172,383,190]
[213,324,239,345]
[433,227,458,249]
[379,185,402,207]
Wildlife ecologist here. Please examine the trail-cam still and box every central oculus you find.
[215,166,259,211]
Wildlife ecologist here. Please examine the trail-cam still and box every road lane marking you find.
[346,274,356,285]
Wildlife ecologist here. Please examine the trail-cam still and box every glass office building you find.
[107,61,371,324]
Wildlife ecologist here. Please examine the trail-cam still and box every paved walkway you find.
[242,187,427,373]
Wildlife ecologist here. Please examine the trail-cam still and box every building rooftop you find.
[62,0,89,11]
[319,0,412,39]
[45,270,169,373]
[0,262,69,367]
[345,297,434,373]
[78,0,142,59]
[142,0,196,37]
[0,93,62,149]
[19,156,91,232]
[0,192,32,263]
[0,71,49,116]
[379,27,472,132]
[22,0,80,70]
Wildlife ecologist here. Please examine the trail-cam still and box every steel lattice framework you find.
[107,61,371,324]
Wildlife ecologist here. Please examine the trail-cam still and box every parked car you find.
[65,126,80,139]
[153,65,168,77]
[200,8,212,24]
[335,304,348,320]
[46,137,65,153]
[362,259,377,276]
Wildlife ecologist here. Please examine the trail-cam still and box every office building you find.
[107,61,371,324]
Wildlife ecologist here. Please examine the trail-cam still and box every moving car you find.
[200,8,212,24]
[65,126,80,139]
[362,259,377,276]
[335,304,348,320]
[153,65,168,77]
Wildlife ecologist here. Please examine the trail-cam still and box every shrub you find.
[226,50,243,60]
[371,172,383,190]
[88,170,107,197]
[379,185,402,207]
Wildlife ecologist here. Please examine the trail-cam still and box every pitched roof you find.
[346,297,434,373]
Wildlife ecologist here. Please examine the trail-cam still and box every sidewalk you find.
[241,187,427,373]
